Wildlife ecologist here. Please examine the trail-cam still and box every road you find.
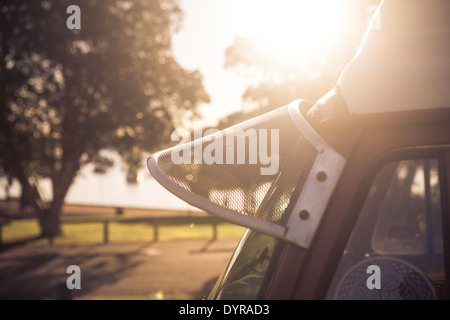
[0,238,239,300]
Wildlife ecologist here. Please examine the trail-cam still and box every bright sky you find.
[172,0,353,126]
[172,0,245,125]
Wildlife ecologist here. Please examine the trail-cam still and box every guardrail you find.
[0,216,225,247]
[0,220,10,248]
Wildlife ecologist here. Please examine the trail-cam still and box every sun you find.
[228,0,344,63]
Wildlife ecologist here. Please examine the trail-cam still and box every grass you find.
[1,216,246,246]
[2,219,41,242]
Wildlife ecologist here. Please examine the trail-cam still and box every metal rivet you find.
[299,210,310,220]
[316,171,327,182]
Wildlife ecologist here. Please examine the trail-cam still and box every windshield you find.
[209,229,279,300]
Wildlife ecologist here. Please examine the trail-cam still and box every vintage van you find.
[147,0,450,299]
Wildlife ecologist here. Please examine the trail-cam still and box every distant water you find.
[0,154,197,212]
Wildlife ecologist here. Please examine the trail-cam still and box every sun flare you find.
[229,0,344,62]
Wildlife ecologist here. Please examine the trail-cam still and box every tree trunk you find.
[36,188,71,238]
[37,208,62,238]
[37,168,78,238]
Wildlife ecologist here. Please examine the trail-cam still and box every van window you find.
[326,158,447,299]
[211,230,278,300]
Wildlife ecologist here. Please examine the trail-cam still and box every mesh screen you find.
[155,105,317,224]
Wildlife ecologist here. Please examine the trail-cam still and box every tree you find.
[0,0,209,237]
[222,0,381,127]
